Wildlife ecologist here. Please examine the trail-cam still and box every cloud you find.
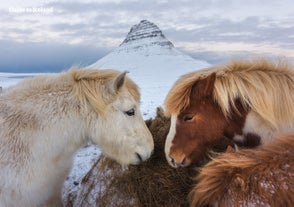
[0,40,109,72]
[0,0,294,71]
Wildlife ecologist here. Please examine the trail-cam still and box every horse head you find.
[76,70,154,166]
[164,72,256,168]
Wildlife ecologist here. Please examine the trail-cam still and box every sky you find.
[0,0,293,72]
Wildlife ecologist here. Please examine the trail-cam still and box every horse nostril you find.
[136,152,143,162]
[181,157,186,166]
[169,156,176,166]
[169,155,186,167]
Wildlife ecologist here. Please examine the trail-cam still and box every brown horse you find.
[190,134,294,207]
[164,59,294,168]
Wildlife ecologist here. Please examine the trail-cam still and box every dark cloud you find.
[0,40,109,73]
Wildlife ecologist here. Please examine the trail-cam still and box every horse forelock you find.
[164,71,209,116]
[70,68,140,115]
[165,59,294,128]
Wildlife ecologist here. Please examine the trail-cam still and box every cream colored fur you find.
[0,68,153,207]
[165,59,294,141]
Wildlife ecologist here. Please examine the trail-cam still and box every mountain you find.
[88,20,210,117]
[119,19,174,48]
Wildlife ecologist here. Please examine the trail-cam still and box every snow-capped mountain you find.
[119,19,174,49]
[89,20,210,117]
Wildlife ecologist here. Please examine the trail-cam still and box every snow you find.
[0,72,41,88]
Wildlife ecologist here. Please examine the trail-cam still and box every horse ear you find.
[193,72,216,97]
[111,71,128,93]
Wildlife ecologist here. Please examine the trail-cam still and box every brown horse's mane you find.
[165,58,294,128]
[189,134,294,206]
[70,68,140,115]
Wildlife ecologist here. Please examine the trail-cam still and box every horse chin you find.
[107,148,153,167]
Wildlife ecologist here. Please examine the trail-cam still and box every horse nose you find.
[169,154,187,168]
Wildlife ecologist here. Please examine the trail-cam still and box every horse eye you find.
[125,108,135,116]
[184,116,193,122]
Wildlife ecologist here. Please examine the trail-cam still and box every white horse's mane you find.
[69,69,140,115]
[6,68,140,115]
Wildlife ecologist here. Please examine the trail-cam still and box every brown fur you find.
[168,73,252,166]
[165,59,294,168]
[190,134,294,207]
[165,59,294,128]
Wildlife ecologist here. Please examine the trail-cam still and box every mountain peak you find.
[120,20,174,48]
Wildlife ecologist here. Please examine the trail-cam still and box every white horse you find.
[0,68,154,207]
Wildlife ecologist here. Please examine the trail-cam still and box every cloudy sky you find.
[1,0,293,72]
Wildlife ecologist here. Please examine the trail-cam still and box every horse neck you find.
[223,100,262,148]
[19,74,89,150]
[223,99,249,139]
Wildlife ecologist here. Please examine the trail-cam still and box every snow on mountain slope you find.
[89,20,210,118]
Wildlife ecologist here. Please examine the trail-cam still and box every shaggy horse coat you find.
[164,59,294,167]
[190,134,294,207]
[0,69,153,207]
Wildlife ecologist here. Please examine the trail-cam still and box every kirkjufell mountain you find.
[89,20,208,71]
[89,20,210,117]
[119,19,174,48]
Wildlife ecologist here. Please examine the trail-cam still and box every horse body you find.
[0,69,153,207]
[164,59,294,167]
[190,134,294,207]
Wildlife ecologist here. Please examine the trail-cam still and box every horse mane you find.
[189,134,294,206]
[70,68,140,115]
[165,58,294,128]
